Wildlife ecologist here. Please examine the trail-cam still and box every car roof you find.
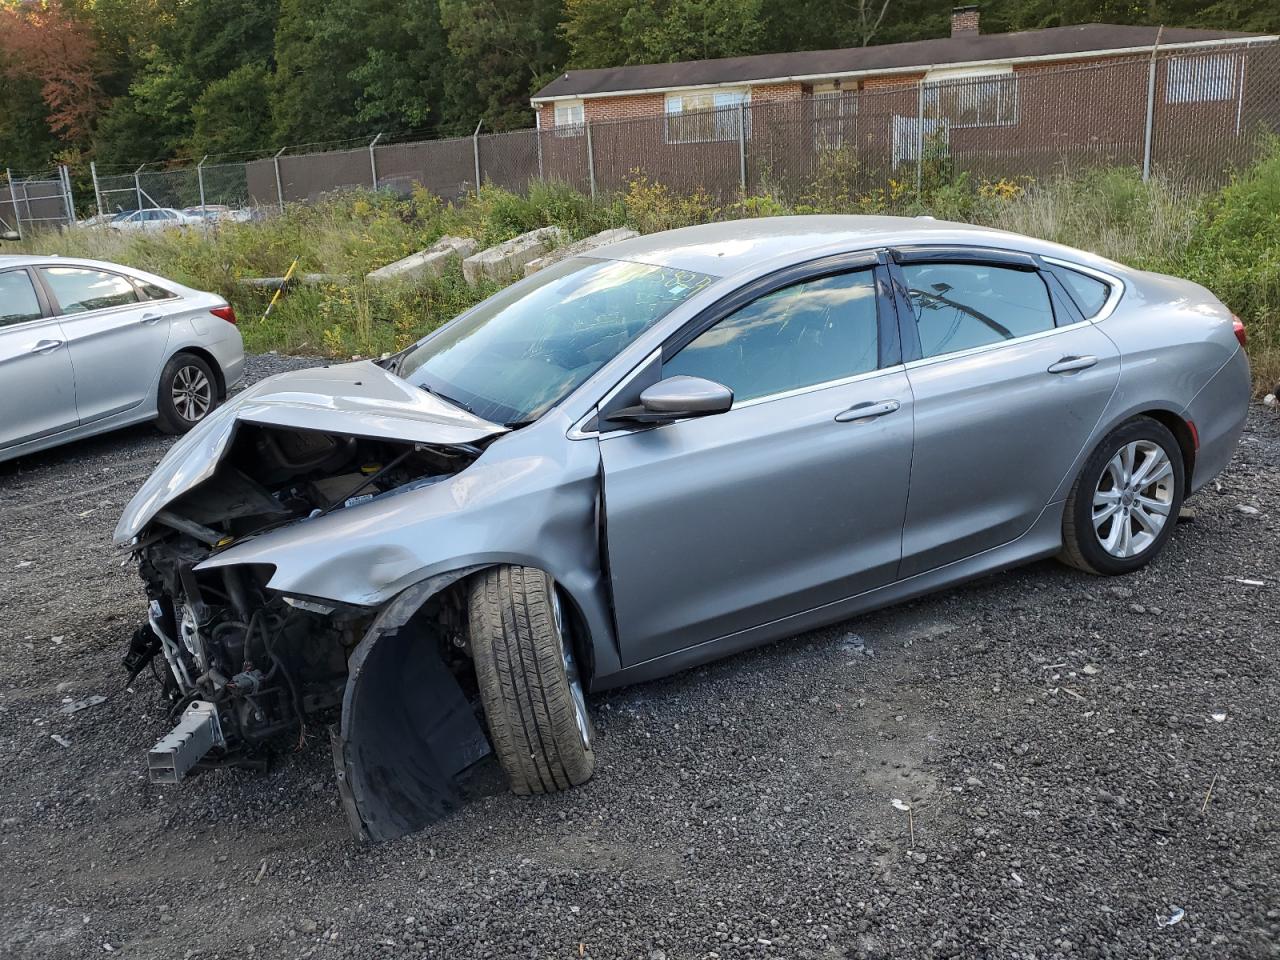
[594,214,1127,279]
[0,254,198,292]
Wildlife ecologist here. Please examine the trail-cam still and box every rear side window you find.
[0,270,42,326]
[40,267,139,314]
[138,280,175,300]
[1056,266,1111,317]
[663,268,880,402]
[901,262,1055,359]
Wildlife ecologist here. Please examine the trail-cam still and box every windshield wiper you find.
[419,383,476,415]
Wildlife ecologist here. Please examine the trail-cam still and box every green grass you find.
[16,150,1280,391]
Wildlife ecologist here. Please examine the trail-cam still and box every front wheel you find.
[1058,416,1185,576]
[467,566,595,795]
[156,352,218,434]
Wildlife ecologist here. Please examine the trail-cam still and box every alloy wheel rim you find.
[552,589,591,750]
[1092,440,1174,559]
[172,366,212,422]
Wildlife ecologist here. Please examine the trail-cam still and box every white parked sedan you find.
[108,208,204,232]
[0,255,244,463]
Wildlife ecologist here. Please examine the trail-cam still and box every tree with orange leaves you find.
[0,0,104,144]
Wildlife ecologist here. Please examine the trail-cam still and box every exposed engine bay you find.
[125,422,487,784]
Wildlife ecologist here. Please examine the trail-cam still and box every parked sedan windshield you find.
[398,257,716,425]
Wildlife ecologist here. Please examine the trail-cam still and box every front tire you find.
[467,566,595,796]
[1058,416,1185,576]
[156,352,218,434]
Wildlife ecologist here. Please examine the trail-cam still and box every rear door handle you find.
[140,312,162,325]
[1047,355,1098,374]
[30,339,64,355]
[835,399,900,423]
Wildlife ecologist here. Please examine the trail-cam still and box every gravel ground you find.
[2,356,1278,960]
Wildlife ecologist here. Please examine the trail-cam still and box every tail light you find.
[211,304,237,326]
[1232,315,1246,347]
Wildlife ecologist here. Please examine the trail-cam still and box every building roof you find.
[533,23,1269,102]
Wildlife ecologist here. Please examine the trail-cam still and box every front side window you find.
[0,270,42,326]
[40,267,139,314]
[666,89,749,144]
[1166,53,1237,104]
[399,257,715,426]
[663,269,880,403]
[901,262,1054,359]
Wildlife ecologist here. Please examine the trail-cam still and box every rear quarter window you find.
[1056,267,1111,317]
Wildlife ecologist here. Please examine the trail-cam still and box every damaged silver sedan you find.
[115,216,1250,840]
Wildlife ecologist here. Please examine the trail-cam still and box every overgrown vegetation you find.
[17,144,1280,391]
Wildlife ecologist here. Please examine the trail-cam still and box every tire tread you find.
[468,566,594,796]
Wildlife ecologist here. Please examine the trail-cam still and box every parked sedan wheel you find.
[1059,416,1185,576]
[156,352,218,434]
[468,566,595,795]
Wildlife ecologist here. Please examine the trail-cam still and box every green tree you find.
[179,0,280,85]
[439,0,567,130]
[190,63,274,157]
[92,47,199,165]
[564,0,763,67]
[349,0,450,130]
[270,0,366,145]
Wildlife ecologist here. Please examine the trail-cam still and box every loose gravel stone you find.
[1,372,1278,960]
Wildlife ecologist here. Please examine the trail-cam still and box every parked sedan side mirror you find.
[609,375,734,425]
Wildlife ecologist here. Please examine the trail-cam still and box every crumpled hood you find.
[114,360,507,544]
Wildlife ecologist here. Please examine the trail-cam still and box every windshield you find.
[398,257,716,425]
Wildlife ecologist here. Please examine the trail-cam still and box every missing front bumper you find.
[148,700,225,784]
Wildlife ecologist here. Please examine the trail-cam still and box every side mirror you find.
[610,375,734,424]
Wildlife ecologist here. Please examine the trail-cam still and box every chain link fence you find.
[1,168,74,235]
[7,40,1280,234]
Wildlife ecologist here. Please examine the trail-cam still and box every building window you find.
[813,83,855,149]
[554,100,584,137]
[1166,54,1238,103]
[665,89,749,144]
[923,67,1017,128]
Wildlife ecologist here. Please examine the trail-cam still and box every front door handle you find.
[835,399,901,423]
[139,312,162,325]
[1047,355,1098,374]
[30,339,64,355]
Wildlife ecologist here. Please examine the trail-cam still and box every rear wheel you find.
[1058,416,1185,576]
[156,352,218,434]
[467,566,594,795]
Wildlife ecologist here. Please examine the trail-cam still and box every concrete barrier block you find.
[523,228,640,277]
[462,227,566,285]
[366,235,479,283]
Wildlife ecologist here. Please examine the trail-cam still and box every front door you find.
[599,263,915,666]
[0,267,79,449]
[890,252,1121,576]
[37,265,172,423]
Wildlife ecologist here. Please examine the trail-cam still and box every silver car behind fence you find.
[111,216,1250,840]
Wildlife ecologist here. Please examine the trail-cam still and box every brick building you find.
[531,7,1274,157]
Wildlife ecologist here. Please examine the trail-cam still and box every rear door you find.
[37,265,172,424]
[889,247,1121,577]
[0,267,79,448]
[598,258,915,665]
